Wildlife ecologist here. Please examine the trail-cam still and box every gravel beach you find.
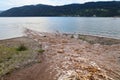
[0,29,120,80]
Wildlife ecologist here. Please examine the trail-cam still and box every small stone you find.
[62,40,68,43]
[57,49,64,53]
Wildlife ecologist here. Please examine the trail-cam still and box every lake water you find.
[0,17,120,40]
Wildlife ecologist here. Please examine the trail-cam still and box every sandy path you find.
[3,29,120,80]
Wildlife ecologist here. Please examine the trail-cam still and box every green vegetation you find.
[71,35,74,38]
[79,36,95,44]
[0,37,45,78]
[38,48,45,54]
[16,44,27,51]
[0,44,38,77]
[78,35,120,45]
[0,46,18,76]
[0,1,120,17]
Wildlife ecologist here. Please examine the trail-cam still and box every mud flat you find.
[0,29,120,80]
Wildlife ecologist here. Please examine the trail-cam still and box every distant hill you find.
[0,1,120,17]
[0,11,3,13]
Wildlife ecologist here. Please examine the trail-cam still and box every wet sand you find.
[1,29,120,80]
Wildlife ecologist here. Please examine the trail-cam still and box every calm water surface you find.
[0,17,120,39]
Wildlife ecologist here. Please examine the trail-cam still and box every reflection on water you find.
[0,17,120,39]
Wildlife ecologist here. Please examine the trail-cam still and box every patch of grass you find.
[38,48,45,53]
[79,36,86,41]
[16,44,27,51]
[71,35,74,38]
[0,37,42,78]
[0,44,33,77]
[37,60,41,63]
[0,46,19,76]
[79,35,120,45]
[0,46,17,63]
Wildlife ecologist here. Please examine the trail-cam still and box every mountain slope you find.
[0,11,3,13]
[0,1,120,17]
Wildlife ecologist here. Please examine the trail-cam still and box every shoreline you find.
[1,33,120,45]
[0,36,25,41]
[0,29,120,80]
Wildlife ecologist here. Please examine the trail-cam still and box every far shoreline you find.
[0,16,120,18]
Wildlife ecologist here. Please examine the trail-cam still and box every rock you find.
[62,40,68,43]
[57,49,64,53]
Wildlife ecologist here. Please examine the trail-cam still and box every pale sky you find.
[0,0,119,10]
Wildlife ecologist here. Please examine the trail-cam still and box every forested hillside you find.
[0,1,120,17]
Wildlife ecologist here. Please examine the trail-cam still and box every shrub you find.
[38,49,45,53]
[16,44,27,51]
[71,35,74,38]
